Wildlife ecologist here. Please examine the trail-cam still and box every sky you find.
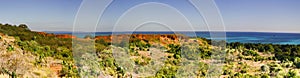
[0,0,300,33]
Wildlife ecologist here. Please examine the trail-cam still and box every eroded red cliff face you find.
[95,35,112,41]
[36,32,192,44]
[95,34,188,44]
[37,32,76,39]
[55,34,76,39]
[37,32,55,37]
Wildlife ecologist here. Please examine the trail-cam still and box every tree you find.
[294,57,300,68]
[291,47,300,57]
[18,24,29,30]
[265,45,274,53]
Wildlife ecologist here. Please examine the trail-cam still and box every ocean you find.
[49,31,300,45]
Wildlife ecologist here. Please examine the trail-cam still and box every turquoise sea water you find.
[49,31,300,45]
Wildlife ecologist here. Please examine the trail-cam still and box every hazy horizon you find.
[40,30,300,34]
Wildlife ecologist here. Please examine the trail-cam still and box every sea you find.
[48,31,300,45]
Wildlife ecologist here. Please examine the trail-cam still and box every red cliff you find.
[37,32,76,39]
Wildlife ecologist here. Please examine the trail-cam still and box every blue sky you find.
[0,0,300,33]
[0,0,81,31]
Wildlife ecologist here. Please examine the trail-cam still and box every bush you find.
[167,44,181,53]
[7,45,14,51]
[240,69,247,73]
[285,69,299,78]
[173,54,181,59]
[223,69,232,75]
[261,65,269,72]
[294,57,300,68]
[242,50,259,56]
[233,72,243,77]
[260,73,270,78]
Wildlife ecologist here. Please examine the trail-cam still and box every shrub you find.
[242,50,259,56]
[260,73,270,78]
[173,54,181,59]
[167,44,181,53]
[7,45,14,51]
[233,72,243,77]
[285,69,299,78]
[223,69,232,75]
[240,69,247,73]
[261,65,269,72]
[294,57,300,68]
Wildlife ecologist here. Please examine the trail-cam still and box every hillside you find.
[0,33,60,77]
[0,24,77,77]
[94,34,300,77]
[0,23,300,77]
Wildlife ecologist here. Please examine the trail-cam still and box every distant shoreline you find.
[44,31,300,35]
[41,31,300,45]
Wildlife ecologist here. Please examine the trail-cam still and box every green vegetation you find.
[225,42,300,77]
[0,23,72,49]
[227,42,300,61]
[1,23,300,77]
[0,24,76,77]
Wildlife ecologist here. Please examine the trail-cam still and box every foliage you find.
[228,42,300,61]
[285,69,299,78]
[2,23,300,77]
[294,57,300,68]
[261,65,269,72]
[0,23,75,77]
[242,50,259,56]
[0,23,72,49]
[60,61,78,77]
[167,44,181,53]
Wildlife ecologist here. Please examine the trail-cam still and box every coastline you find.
[43,31,300,45]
